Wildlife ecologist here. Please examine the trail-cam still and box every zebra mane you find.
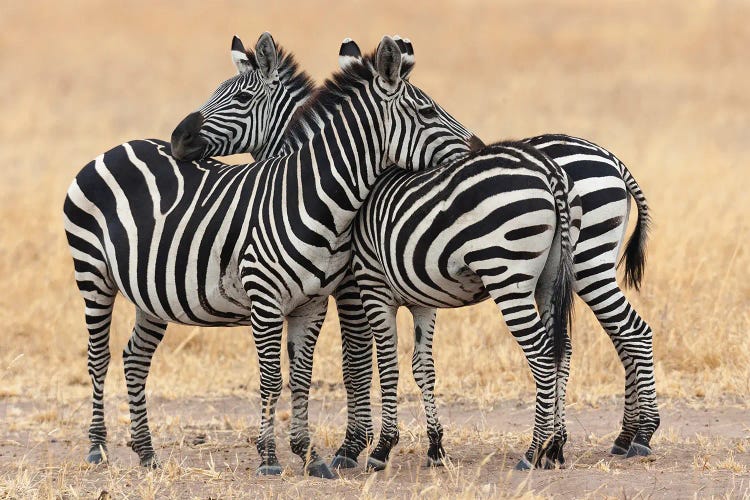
[283,50,381,146]
[274,47,316,98]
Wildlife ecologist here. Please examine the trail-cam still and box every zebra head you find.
[339,36,484,171]
[171,32,313,162]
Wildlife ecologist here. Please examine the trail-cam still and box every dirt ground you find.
[2,394,748,498]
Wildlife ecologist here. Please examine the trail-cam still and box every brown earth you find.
[2,395,748,498]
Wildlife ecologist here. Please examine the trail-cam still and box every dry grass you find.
[1,0,749,497]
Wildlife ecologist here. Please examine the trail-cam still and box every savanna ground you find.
[1,1,748,498]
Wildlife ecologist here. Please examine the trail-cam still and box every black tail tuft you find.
[619,210,650,291]
[617,163,651,291]
[551,235,575,367]
[549,173,577,368]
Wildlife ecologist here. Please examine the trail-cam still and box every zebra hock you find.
[64,34,480,478]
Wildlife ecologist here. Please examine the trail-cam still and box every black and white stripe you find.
[64,35,477,478]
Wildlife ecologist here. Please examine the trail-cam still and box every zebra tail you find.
[550,167,576,368]
[617,161,651,291]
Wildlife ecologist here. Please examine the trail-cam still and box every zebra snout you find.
[171,111,207,161]
[469,135,485,152]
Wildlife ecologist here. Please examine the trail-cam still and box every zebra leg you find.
[548,337,571,467]
[409,306,447,467]
[474,267,556,470]
[286,305,335,479]
[362,302,400,471]
[579,276,660,456]
[84,295,115,464]
[331,274,374,469]
[534,233,570,468]
[250,305,284,475]
[123,309,167,468]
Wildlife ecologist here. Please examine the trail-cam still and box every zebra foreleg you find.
[84,296,115,464]
[286,305,335,479]
[250,305,284,475]
[123,309,167,468]
[409,306,447,467]
[331,275,374,469]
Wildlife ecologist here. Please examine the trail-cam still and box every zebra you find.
[63,34,480,478]
[182,37,658,469]
[329,41,658,469]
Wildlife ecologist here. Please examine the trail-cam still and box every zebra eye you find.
[419,105,439,119]
[235,91,252,103]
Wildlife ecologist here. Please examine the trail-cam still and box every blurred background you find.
[1,0,748,419]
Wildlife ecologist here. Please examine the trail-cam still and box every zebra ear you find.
[255,32,279,80]
[376,36,402,89]
[231,35,256,74]
[395,36,415,80]
[338,38,363,70]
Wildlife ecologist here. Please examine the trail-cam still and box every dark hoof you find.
[514,456,533,471]
[426,454,448,467]
[86,444,108,464]
[306,457,336,479]
[366,456,387,471]
[611,443,629,456]
[256,463,283,476]
[626,442,652,458]
[330,455,358,469]
[140,454,160,469]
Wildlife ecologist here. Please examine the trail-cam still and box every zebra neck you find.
[292,97,387,229]
[253,92,312,161]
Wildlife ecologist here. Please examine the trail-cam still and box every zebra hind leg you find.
[84,296,115,464]
[581,278,660,456]
[533,228,571,468]
[473,264,558,470]
[123,309,167,468]
[409,306,448,467]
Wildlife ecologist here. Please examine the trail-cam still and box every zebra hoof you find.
[86,444,108,464]
[626,442,652,458]
[306,457,336,479]
[365,456,388,472]
[611,443,629,456]
[330,455,358,469]
[425,451,449,467]
[140,454,160,469]
[256,463,283,476]
[514,456,533,471]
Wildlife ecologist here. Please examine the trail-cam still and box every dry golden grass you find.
[1,0,749,497]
